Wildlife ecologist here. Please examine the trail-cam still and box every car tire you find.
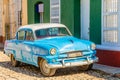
[39,59,56,77]
[10,54,20,67]
[79,64,93,71]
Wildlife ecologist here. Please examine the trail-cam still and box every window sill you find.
[96,45,120,51]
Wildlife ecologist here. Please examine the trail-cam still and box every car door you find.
[22,30,34,63]
[14,30,26,61]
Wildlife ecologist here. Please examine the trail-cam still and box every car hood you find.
[34,36,92,53]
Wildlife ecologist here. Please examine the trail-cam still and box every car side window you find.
[25,31,34,41]
[18,30,25,40]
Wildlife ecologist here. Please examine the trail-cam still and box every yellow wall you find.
[2,0,9,41]
[22,0,28,25]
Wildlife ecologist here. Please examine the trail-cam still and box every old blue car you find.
[4,23,98,76]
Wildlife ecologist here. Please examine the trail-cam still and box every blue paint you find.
[4,24,98,68]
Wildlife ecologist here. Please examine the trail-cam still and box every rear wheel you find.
[10,54,20,67]
[79,64,93,71]
[39,59,56,76]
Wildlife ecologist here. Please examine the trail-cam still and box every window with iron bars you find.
[50,0,60,23]
[18,11,22,26]
[102,0,120,46]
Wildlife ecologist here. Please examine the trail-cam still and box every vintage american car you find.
[4,23,98,76]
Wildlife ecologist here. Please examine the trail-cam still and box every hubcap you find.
[42,60,50,74]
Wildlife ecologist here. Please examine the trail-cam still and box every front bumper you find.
[47,57,98,69]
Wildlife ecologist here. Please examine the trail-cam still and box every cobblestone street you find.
[0,51,119,80]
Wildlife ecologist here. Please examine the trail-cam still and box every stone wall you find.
[9,0,22,38]
[0,0,22,43]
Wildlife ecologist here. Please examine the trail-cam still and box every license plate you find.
[68,52,82,58]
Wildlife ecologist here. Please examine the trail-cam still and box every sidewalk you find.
[93,63,120,78]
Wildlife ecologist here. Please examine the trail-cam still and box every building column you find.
[0,1,2,43]
[22,0,28,25]
[9,0,16,38]
[1,0,6,43]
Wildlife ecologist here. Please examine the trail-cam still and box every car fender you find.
[5,49,16,57]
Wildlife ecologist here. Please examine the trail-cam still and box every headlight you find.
[50,48,56,55]
[91,44,96,50]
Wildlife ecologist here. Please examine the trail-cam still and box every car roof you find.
[18,23,67,31]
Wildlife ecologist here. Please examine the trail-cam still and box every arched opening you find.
[34,2,44,23]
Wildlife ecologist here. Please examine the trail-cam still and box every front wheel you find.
[79,64,93,71]
[39,59,56,77]
[10,54,20,67]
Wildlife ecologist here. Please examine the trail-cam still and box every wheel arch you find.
[37,56,47,66]
[5,49,16,57]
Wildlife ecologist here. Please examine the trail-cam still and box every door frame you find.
[81,0,90,40]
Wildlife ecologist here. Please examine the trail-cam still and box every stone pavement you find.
[0,47,120,79]
[0,50,119,79]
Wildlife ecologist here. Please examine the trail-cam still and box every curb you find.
[113,73,120,78]
[93,64,120,78]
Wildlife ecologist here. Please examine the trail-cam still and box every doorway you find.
[34,2,44,23]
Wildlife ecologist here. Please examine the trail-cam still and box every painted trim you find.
[81,0,90,40]
[101,0,103,45]
[97,45,120,51]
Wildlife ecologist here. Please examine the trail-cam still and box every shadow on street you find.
[0,60,111,79]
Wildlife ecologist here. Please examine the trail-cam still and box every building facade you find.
[0,0,3,43]
[2,0,119,67]
[0,0,22,43]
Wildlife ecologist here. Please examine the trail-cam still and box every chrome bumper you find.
[47,57,98,69]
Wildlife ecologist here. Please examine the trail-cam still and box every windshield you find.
[35,27,71,39]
